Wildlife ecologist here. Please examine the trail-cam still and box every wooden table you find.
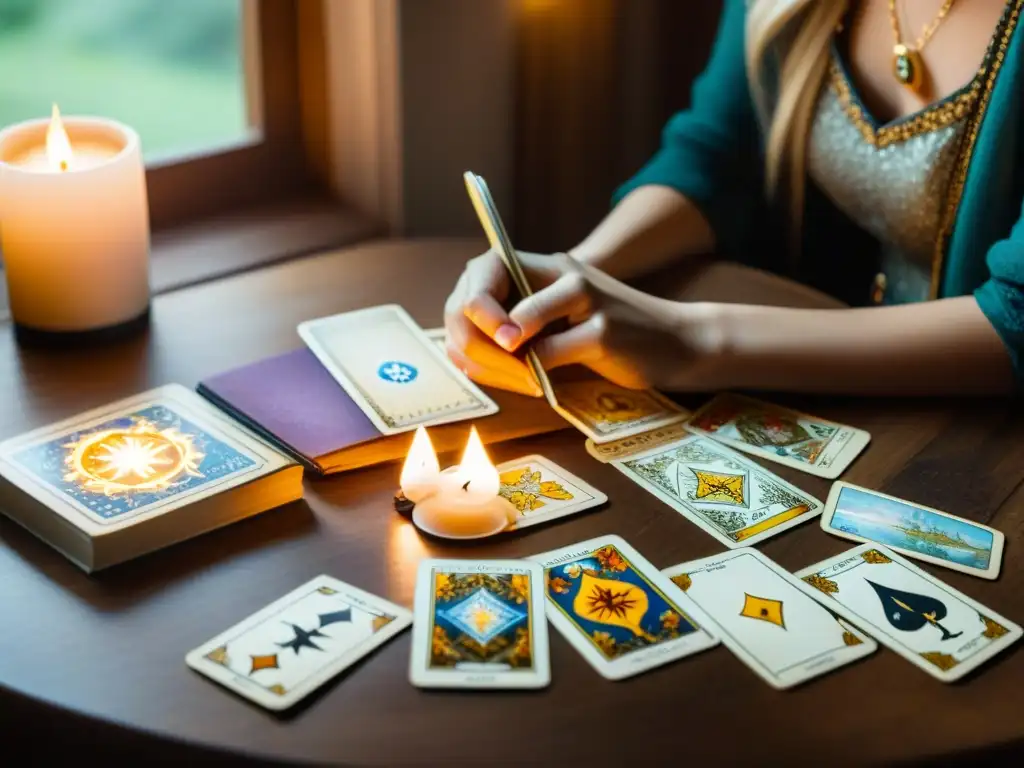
[2,239,1023,765]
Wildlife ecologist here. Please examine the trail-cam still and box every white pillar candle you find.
[0,106,150,333]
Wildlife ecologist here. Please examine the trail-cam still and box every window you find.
[0,0,314,230]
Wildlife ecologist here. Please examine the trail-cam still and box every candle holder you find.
[396,425,518,540]
[0,106,151,345]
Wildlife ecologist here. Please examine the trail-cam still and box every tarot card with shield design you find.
[409,559,550,689]
[611,434,823,548]
[531,535,719,680]
[686,393,870,479]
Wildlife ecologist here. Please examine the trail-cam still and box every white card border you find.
[796,543,1022,683]
[298,304,498,436]
[498,454,608,531]
[530,534,720,681]
[609,433,823,549]
[685,394,871,479]
[820,482,1005,580]
[662,549,876,690]
[185,575,413,711]
[408,558,550,689]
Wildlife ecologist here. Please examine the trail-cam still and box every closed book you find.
[197,348,567,474]
[0,384,303,573]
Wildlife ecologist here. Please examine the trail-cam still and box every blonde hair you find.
[746,0,849,235]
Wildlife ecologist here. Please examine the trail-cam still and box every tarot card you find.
[663,549,876,689]
[820,482,1005,580]
[530,535,719,680]
[686,393,870,479]
[409,559,550,689]
[298,305,498,435]
[497,454,607,531]
[424,326,446,349]
[0,384,288,532]
[550,377,689,444]
[610,433,822,548]
[797,544,1022,682]
[585,422,691,463]
[186,575,412,710]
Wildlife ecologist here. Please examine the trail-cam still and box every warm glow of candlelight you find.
[46,104,73,173]
[399,426,441,501]
[456,426,500,499]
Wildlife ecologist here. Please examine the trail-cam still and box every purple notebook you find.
[197,348,382,473]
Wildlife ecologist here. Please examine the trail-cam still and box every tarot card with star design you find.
[797,544,1022,682]
[685,393,870,479]
[611,433,823,549]
[185,575,412,710]
[530,535,719,680]
[298,305,498,436]
[496,455,607,531]
[663,549,876,690]
[410,559,549,689]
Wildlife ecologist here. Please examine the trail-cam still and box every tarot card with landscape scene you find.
[531,535,719,680]
[798,544,1022,682]
[409,559,550,689]
[820,482,1004,580]
[611,434,822,548]
[686,394,870,479]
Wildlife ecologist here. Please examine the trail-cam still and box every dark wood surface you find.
[2,239,1023,765]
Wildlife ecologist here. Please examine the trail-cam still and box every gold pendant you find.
[893,44,924,93]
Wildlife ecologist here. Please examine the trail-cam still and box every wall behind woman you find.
[512,0,722,252]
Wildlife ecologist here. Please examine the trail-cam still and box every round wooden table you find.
[2,239,1022,765]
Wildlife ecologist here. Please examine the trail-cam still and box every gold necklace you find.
[889,0,958,93]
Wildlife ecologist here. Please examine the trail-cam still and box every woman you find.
[444,0,1024,397]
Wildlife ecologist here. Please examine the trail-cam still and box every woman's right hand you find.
[443,249,568,397]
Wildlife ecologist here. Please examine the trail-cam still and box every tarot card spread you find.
[663,550,876,689]
[410,560,550,689]
[532,535,718,680]
[798,544,1022,682]
[686,393,870,479]
[298,305,498,436]
[186,575,412,710]
[820,482,1004,580]
[497,455,607,531]
[611,433,822,548]
[0,384,279,530]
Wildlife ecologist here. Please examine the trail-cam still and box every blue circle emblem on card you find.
[378,361,418,384]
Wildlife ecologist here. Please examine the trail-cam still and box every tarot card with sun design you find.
[611,433,823,549]
[186,575,412,710]
[685,393,870,479]
[663,549,876,690]
[530,535,719,680]
[0,384,295,546]
[496,455,607,532]
[409,559,550,689]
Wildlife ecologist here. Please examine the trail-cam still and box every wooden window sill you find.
[0,196,383,324]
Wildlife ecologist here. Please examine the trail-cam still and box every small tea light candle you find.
[397,426,517,540]
[0,105,150,338]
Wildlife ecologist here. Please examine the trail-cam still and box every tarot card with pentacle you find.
[186,575,412,710]
[0,384,280,529]
[797,544,1022,682]
[409,559,550,689]
[686,393,870,479]
[531,535,719,680]
[613,434,822,548]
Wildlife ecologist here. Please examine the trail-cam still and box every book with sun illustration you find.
[0,384,302,573]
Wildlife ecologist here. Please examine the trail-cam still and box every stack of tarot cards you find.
[0,384,302,572]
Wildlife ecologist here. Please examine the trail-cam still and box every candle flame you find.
[400,425,440,490]
[47,104,73,173]
[458,426,499,497]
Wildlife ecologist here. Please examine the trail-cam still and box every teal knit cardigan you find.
[615,0,1024,382]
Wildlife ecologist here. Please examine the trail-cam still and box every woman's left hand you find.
[497,255,726,391]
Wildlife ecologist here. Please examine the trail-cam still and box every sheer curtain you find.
[512,0,722,252]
